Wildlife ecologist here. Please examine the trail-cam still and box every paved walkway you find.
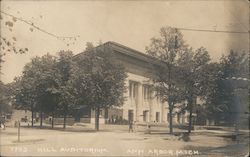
[1,125,249,156]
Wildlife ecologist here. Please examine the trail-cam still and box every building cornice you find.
[75,41,166,68]
[105,41,166,67]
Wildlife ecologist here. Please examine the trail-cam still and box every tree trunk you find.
[169,107,173,134]
[104,108,108,124]
[40,111,43,128]
[63,105,68,129]
[63,112,66,129]
[31,106,34,127]
[188,98,193,133]
[95,107,100,131]
[167,63,173,134]
[51,112,54,129]
[188,109,193,133]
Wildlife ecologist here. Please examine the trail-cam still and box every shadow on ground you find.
[12,139,45,143]
[183,143,249,157]
[20,125,115,133]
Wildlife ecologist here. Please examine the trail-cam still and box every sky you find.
[0,0,249,83]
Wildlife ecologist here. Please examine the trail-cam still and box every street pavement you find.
[0,124,249,157]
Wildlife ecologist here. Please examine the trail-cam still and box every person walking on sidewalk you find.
[133,121,137,133]
[129,121,133,133]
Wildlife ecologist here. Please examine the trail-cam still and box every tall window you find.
[129,81,133,98]
[156,112,160,122]
[143,85,151,100]
[143,110,149,122]
[129,81,138,98]
[156,91,161,102]
[133,83,138,98]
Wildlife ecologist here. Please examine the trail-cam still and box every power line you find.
[174,26,249,34]
[2,10,248,36]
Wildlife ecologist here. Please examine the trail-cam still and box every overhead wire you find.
[0,10,80,44]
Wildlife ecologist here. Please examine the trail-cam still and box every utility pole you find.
[17,121,20,142]
[168,28,178,134]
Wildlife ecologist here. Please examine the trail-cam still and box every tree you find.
[15,51,78,129]
[75,43,127,131]
[146,27,187,134]
[177,47,211,133]
[0,8,78,75]
[15,54,59,128]
[55,51,78,129]
[15,75,37,127]
[0,81,12,115]
[0,10,29,72]
[199,62,222,123]
[204,50,249,127]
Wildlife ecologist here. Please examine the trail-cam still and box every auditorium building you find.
[74,41,189,125]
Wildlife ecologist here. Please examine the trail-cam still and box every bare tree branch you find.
[0,10,80,45]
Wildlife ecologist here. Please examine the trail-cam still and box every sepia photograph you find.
[0,0,249,156]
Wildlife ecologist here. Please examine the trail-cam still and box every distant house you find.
[74,41,189,124]
[10,109,32,122]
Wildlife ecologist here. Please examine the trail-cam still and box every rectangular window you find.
[99,110,103,117]
[156,112,160,122]
[143,85,147,99]
[143,85,151,100]
[143,110,149,122]
[133,83,138,98]
[177,113,180,123]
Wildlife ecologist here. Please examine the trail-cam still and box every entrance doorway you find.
[143,110,149,122]
[156,112,160,122]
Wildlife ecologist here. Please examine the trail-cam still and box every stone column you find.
[161,103,164,123]
[137,83,143,122]
[124,79,130,98]
[162,103,168,123]
[149,91,155,122]
[123,79,130,120]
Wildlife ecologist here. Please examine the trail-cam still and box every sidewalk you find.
[1,125,249,156]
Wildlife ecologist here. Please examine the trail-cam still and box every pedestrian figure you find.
[111,115,114,124]
[129,121,133,133]
[178,132,190,142]
[145,123,151,134]
[115,115,118,124]
[119,116,122,125]
[2,119,5,130]
[0,119,2,129]
[148,125,151,134]
[1,122,5,129]
[133,121,137,133]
